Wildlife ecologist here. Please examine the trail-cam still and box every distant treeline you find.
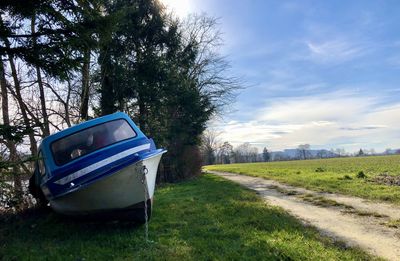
[200,131,400,165]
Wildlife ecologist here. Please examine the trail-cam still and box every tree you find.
[0,60,21,203]
[0,60,35,209]
[358,149,365,156]
[218,141,234,164]
[1,0,102,126]
[297,144,310,160]
[200,130,220,165]
[335,148,346,157]
[95,4,240,181]
[235,142,258,163]
[262,147,270,162]
[1,0,103,151]
[0,0,101,78]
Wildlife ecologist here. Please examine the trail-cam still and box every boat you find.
[28,112,166,222]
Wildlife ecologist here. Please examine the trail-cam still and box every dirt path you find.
[207,171,400,261]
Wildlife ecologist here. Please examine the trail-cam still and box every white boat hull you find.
[50,153,164,215]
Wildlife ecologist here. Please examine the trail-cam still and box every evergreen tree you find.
[0,0,101,79]
[263,147,270,162]
[95,1,238,181]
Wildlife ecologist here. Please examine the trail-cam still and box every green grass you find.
[0,174,378,260]
[205,155,400,204]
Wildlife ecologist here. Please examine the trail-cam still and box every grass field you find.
[205,155,400,204]
[0,175,378,260]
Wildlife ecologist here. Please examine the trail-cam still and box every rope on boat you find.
[141,165,150,242]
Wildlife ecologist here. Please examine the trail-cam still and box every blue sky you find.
[163,0,400,152]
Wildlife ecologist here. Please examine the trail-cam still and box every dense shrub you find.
[356,171,367,179]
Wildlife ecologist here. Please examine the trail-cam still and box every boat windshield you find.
[51,119,137,166]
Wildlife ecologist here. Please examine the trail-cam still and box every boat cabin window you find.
[51,119,137,166]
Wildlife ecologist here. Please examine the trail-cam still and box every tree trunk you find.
[0,16,37,156]
[4,58,38,158]
[138,94,147,132]
[65,78,72,127]
[36,67,50,136]
[0,60,23,204]
[100,69,115,115]
[80,47,90,120]
[99,49,115,115]
[6,53,38,156]
[32,15,50,137]
[99,27,116,116]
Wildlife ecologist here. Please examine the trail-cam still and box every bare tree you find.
[4,57,39,155]
[31,15,50,137]
[200,129,220,165]
[335,148,346,157]
[182,15,242,113]
[297,144,310,160]
[234,142,258,163]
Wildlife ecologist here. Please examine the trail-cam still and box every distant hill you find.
[385,149,400,155]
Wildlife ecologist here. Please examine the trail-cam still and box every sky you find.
[162,0,400,153]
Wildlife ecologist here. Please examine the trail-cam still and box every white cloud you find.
[257,90,376,123]
[363,104,400,128]
[213,90,400,152]
[306,40,365,63]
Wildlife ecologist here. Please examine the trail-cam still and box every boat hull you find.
[49,153,163,216]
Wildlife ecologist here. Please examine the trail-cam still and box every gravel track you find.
[208,171,400,261]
